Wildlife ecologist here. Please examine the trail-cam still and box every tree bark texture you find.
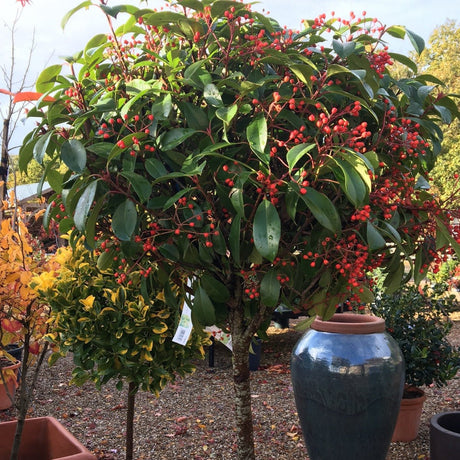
[125,382,136,460]
[231,306,256,460]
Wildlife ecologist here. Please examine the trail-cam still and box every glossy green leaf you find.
[247,114,268,164]
[74,181,98,232]
[158,243,180,261]
[158,128,196,151]
[193,286,216,327]
[260,270,281,308]
[201,274,230,303]
[385,25,406,39]
[406,29,425,55]
[36,64,62,93]
[295,185,341,234]
[210,0,246,19]
[100,4,138,18]
[151,94,172,120]
[162,188,190,211]
[183,61,212,89]
[229,187,244,217]
[61,1,92,29]
[120,171,152,203]
[86,142,113,158]
[203,83,223,107]
[289,65,313,89]
[97,248,117,270]
[383,261,405,294]
[177,102,209,130]
[286,143,315,171]
[332,158,368,207]
[253,200,281,262]
[175,0,204,11]
[435,217,460,257]
[33,131,53,165]
[366,221,387,251]
[433,104,453,124]
[332,39,356,58]
[216,105,238,125]
[108,132,147,162]
[85,194,107,249]
[46,168,64,194]
[389,53,418,73]
[286,189,299,221]
[61,139,87,173]
[145,158,168,179]
[112,199,137,241]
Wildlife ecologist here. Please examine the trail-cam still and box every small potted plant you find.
[370,283,460,442]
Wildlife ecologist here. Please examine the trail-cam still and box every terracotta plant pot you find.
[0,416,95,460]
[430,411,460,460]
[392,386,426,442]
[0,360,21,410]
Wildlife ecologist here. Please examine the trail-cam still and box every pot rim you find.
[430,411,460,438]
[312,313,385,334]
[0,360,21,371]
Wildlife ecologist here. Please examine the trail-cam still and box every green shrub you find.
[370,284,460,388]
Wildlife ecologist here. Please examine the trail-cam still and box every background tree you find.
[415,20,460,204]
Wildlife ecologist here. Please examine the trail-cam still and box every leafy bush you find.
[370,284,460,388]
[33,238,209,394]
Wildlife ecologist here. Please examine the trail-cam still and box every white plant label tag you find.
[172,302,193,346]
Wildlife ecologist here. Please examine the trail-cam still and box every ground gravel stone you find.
[1,320,459,459]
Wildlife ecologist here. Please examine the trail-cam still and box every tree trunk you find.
[231,306,255,460]
[125,381,136,460]
[1,117,10,221]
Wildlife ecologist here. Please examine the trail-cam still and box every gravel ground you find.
[1,319,459,460]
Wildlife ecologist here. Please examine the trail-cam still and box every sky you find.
[1,0,460,150]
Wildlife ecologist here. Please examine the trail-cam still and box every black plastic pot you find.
[4,344,23,382]
[430,411,460,460]
[249,337,262,371]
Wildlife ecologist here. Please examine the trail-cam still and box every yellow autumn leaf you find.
[20,270,32,284]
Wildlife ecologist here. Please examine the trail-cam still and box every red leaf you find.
[13,92,56,103]
[1,318,23,333]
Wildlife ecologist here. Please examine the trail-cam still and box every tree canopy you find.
[415,20,460,204]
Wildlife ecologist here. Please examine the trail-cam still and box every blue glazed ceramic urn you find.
[291,313,404,460]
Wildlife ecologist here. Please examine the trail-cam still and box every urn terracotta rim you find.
[313,313,385,334]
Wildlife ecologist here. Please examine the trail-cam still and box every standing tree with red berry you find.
[17,1,460,458]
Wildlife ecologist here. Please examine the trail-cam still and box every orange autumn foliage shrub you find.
[0,195,52,365]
